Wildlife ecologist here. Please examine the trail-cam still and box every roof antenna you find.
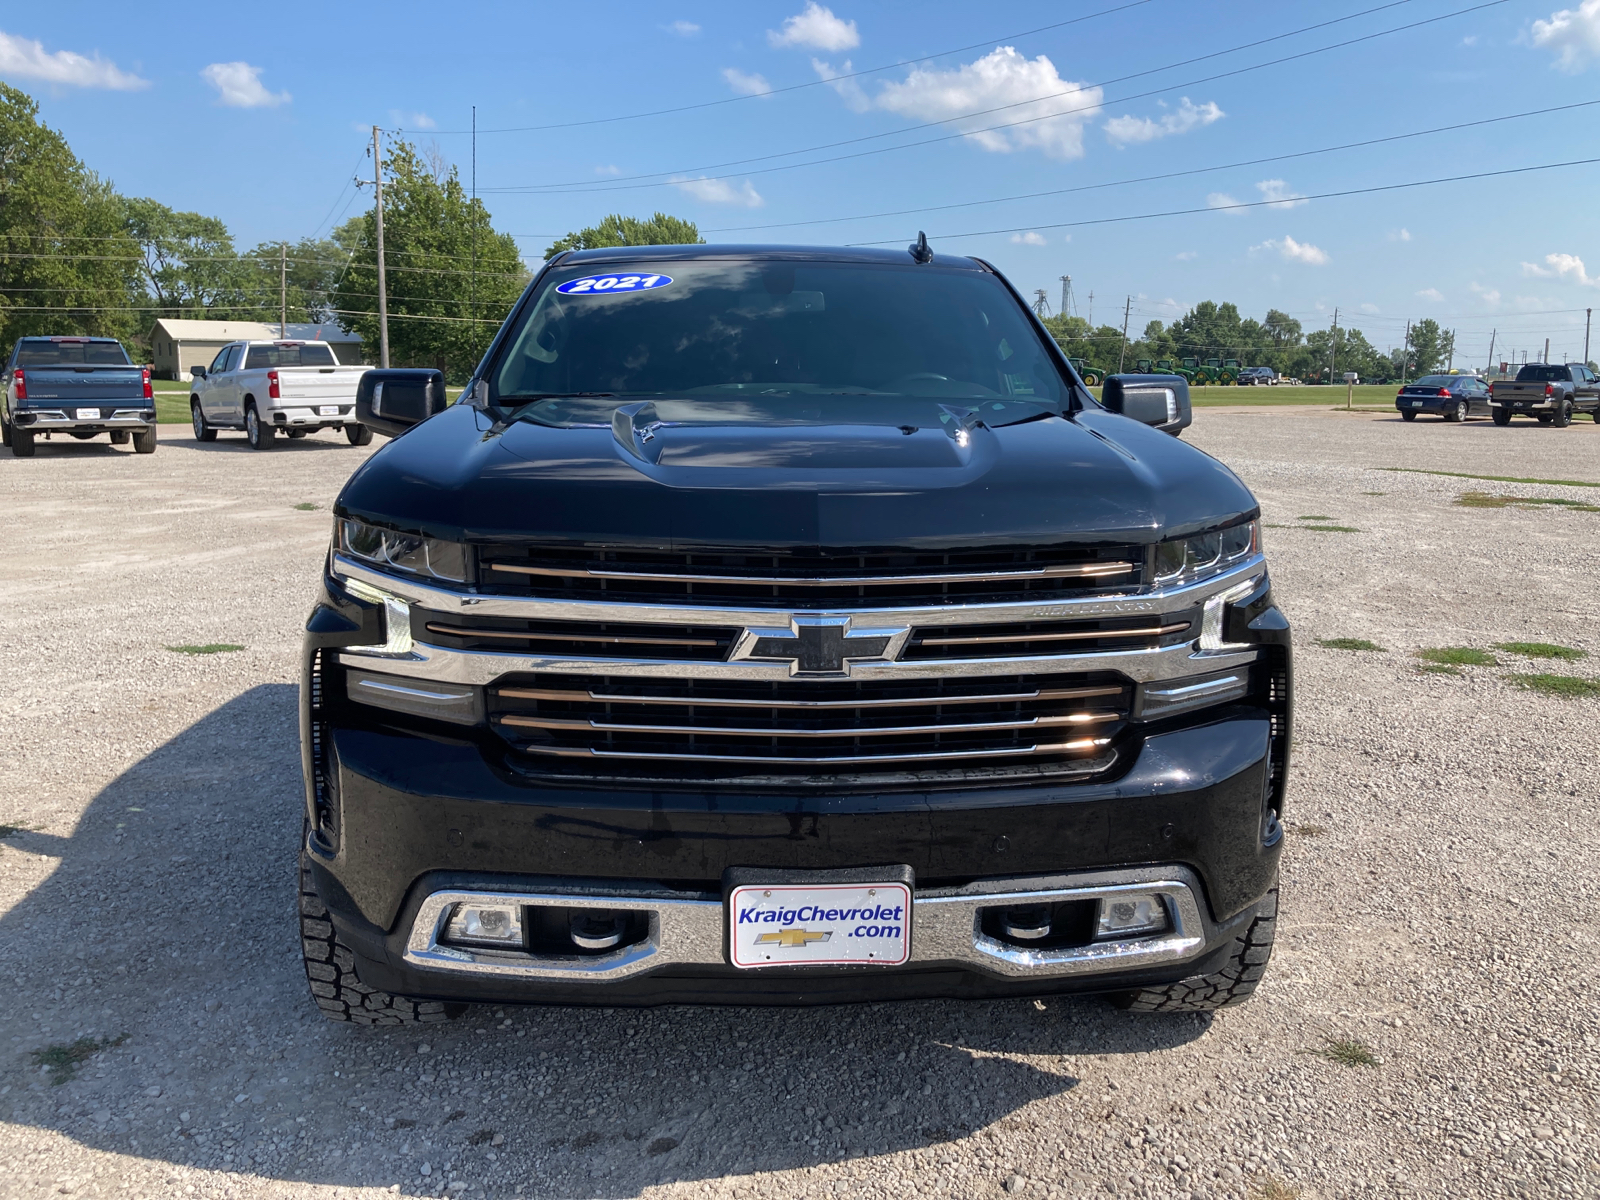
[908,231,933,264]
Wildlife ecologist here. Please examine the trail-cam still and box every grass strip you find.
[1317,638,1384,652]
[1301,525,1360,533]
[1417,647,1496,667]
[166,643,245,655]
[1494,642,1585,661]
[1505,674,1600,699]
[1381,467,1600,489]
[32,1034,129,1085]
[1455,491,1600,512]
[1310,1037,1379,1068]
[1419,664,1462,676]
[293,502,320,511]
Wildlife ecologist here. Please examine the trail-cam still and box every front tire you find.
[191,401,216,442]
[1492,407,1511,426]
[1110,883,1277,1012]
[132,425,157,454]
[299,848,466,1025]
[346,423,373,446]
[245,403,274,450]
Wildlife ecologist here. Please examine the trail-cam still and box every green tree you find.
[544,212,704,260]
[332,139,528,380]
[1404,318,1452,377]
[123,197,248,317]
[238,236,347,325]
[0,83,141,348]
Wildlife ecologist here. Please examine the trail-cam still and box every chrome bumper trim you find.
[400,868,1210,983]
[18,413,152,427]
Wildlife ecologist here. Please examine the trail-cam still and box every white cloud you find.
[201,62,290,108]
[1174,250,1198,261]
[0,30,147,89]
[811,58,870,111]
[595,164,622,176]
[1009,231,1047,246]
[1529,0,1600,71]
[1389,228,1412,242]
[721,67,773,97]
[1359,302,1381,314]
[1256,179,1307,209]
[1416,288,1445,302]
[1513,294,1555,310]
[671,176,765,207]
[874,47,1103,161]
[1462,34,1479,45]
[1252,236,1329,266]
[389,110,435,129]
[1207,192,1246,215]
[1102,97,1223,146]
[666,20,701,36]
[768,3,859,51]
[1469,281,1501,305]
[1521,252,1597,284]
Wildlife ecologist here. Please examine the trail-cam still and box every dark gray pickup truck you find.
[2,337,158,456]
[1488,362,1600,427]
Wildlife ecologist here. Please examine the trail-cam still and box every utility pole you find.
[1585,308,1592,366]
[1327,307,1339,384]
[471,105,479,361]
[1485,328,1496,378]
[1446,328,1455,373]
[279,242,287,338]
[1543,337,1550,365]
[1087,291,1094,326]
[1400,319,1411,384]
[373,125,390,369]
[1117,296,1131,373]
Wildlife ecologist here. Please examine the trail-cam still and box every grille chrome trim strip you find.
[521,737,1110,764]
[424,623,722,649]
[486,560,1136,586]
[493,683,1125,709]
[917,621,1191,648]
[497,711,1119,738]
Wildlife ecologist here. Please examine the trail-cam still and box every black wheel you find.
[299,845,466,1025]
[1551,400,1570,428]
[110,429,131,444]
[1,416,11,446]
[1537,413,1554,426]
[1593,409,1600,424]
[11,427,35,457]
[1492,407,1512,426]
[132,425,157,454]
[1109,882,1277,1012]
[245,403,274,449]
[345,423,373,446]
[191,401,216,442]
[1400,410,1417,422]
[287,429,308,439]
[69,431,97,440]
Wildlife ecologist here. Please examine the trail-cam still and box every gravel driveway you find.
[1,410,1596,1200]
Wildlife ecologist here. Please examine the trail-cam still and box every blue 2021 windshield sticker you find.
[555,273,673,296]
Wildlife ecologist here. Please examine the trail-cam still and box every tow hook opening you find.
[979,900,1099,950]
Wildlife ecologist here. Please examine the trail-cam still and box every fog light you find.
[445,903,524,948]
[1094,894,1169,940]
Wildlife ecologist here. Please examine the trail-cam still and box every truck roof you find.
[556,243,987,271]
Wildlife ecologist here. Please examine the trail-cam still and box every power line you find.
[697,98,1600,236]
[483,0,1490,195]
[408,0,1159,135]
[843,155,1600,244]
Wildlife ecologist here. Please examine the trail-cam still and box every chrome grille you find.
[475,544,1145,609]
[904,615,1194,660]
[413,613,738,662]
[489,671,1129,787]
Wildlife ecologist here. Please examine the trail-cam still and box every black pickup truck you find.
[2,336,158,456]
[297,244,1291,1023]
[1488,362,1600,426]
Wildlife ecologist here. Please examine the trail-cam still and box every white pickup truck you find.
[189,340,372,449]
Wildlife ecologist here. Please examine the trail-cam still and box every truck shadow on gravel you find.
[0,686,1211,1198]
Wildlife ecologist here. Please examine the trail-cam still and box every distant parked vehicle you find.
[1237,367,1277,386]
[2,336,157,457]
[1487,363,1600,427]
[189,340,372,449]
[1395,374,1490,423]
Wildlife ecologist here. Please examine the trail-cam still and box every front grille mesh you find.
[414,612,737,662]
[904,615,1193,660]
[489,671,1128,787]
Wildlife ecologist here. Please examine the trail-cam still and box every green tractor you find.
[1182,357,1241,386]
[1068,357,1104,387]
[1161,358,1197,383]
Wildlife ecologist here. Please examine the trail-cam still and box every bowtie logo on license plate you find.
[731,615,910,676]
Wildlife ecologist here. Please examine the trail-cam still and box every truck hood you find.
[336,399,1257,550]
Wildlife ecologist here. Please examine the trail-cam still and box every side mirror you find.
[190,366,206,380]
[1100,373,1192,436]
[355,369,449,439]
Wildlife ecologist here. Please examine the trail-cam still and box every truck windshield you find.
[1515,365,1568,382]
[490,259,1069,411]
[245,343,337,368]
[16,340,131,366]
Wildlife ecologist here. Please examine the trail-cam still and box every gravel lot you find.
[1,409,1596,1200]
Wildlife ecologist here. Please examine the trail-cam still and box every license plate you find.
[729,882,911,968]
[1406,400,1422,407]
[319,405,341,416]
[75,408,100,420]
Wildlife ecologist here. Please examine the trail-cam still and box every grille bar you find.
[488,561,1136,586]
[424,623,721,650]
[918,621,1190,648]
[523,738,1111,765]
[494,683,1124,709]
[499,711,1119,738]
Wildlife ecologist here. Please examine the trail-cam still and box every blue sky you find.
[4,0,1598,366]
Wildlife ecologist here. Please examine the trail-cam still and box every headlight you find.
[1154,519,1259,587]
[336,518,467,583]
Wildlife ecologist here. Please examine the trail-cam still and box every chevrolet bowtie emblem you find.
[754,928,832,948]
[731,615,910,676]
